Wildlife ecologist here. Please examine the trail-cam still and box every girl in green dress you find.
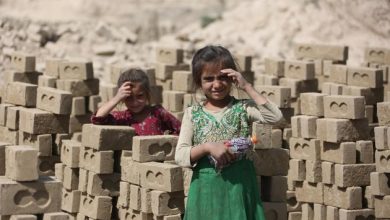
[175,45,283,220]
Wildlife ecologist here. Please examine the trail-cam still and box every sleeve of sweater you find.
[174,107,194,168]
[245,99,284,124]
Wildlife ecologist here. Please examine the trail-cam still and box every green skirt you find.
[184,157,266,220]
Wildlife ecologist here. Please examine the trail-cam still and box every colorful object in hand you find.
[209,136,257,171]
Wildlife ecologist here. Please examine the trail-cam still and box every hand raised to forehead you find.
[220,69,249,90]
[115,81,133,101]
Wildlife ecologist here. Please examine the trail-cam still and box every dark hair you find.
[191,45,238,90]
[117,68,151,102]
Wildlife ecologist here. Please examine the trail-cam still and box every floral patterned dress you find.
[184,98,266,220]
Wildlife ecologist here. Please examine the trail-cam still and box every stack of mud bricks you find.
[0,52,79,177]
[56,123,135,219]
[117,134,186,219]
[103,64,163,106]
[0,145,62,219]
[156,47,190,121]
[288,92,377,220]
[372,100,390,219]
[364,47,390,100]
[251,122,290,220]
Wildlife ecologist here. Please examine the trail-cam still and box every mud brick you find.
[286,191,301,212]
[155,63,189,80]
[162,91,185,112]
[88,95,101,113]
[68,114,90,133]
[334,164,375,187]
[109,63,134,84]
[378,102,390,126]
[0,176,61,215]
[241,70,255,84]
[53,133,72,156]
[6,71,41,84]
[151,190,184,216]
[289,137,321,161]
[326,206,339,220]
[292,115,318,138]
[279,78,318,98]
[288,159,305,181]
[128,184,141,211]
[70,97,86,116]
[118,208,153,220]
[61,189,81,213]
[19,108,69,134]
[0,104,15,126]
[5,82,37,107]
[252,122,272,149]
[253,148,289,176]
[261,176,287,202]
[356,140,374,163]
[374,195,390,218]
[313,203,326,220]
[342,85,383,105]
[42,212,71,220]
[322,82,344,95]
[150,85,163,105]
[78,168,88,193]
[156,48,183,65]
[322,161,335,184]
[288,212,302,220]
[19,132,52,156]
[364,186,375,208]
[347,67,383,88]
[0,127,18,145]
[79,194,112,220]
[264,58,284,77]
[54,163,64,181]
[339,208,375,220]
[117,182,130,208]
[234,55,251,72]
[140,188,152,213]
[255,74,279,86]
[316,118,369,143]
[44,59,65,78]
[140,162,183,192]
[38,75,56,88]
[79,147,114,174]
[9,215,36,220]
[231,87,250,100]
[329,64,348,84]
[323,184,362,209]
[99,82,117,103]
[282,127,292,148]
[271,129,282,148]
[296,181,323,203]
[323,95,365,119]
[294,43,348,61]
[37,87,72,114]
[376,150,390,173]
[306,160,322,183]
[371,172,390,196]
[132,135,177,162]
[284,60,315,80]
[365,105,374,123]
[121,151,140,185]
[156,79,172,91]
[61,140,81,168]
[56,79,99,96]
[321,141,356,164]
[6,106,23,130]
[87,171,120,197]
[63,166,79,190]
[300,93,326,116]
[262,202,287,220]
[365,47,390,64]
[172,71,193,92]
[82,124,135,151]
[0,143,10,176]
[5,145,38,181]
[10,53,35,72]
[38,155,60,176]
[59,61,93,80]
[254,85,291,108]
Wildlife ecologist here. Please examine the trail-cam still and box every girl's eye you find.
[202,76,214,82]
[218,75,230,81]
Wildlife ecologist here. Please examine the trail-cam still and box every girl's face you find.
[124,82,148,114]
[200,63,232,102]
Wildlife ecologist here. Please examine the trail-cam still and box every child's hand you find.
[221,69,250,90]
[205,142,235,167]
[114,82,132,102]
